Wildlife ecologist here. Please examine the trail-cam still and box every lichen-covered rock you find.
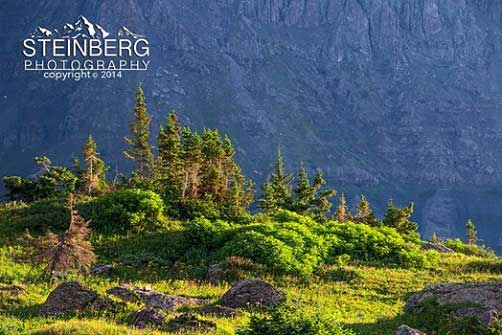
[395,325,427,335]
[405,281,502,312]
[199,304,243,317]
[107,285,207,311]
[166,313,217,333]
[39,282,98,316]
[132,308,165,329]
[220,278,284,309]
[405,281,502,326]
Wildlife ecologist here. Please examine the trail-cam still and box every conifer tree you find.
[293,162,313,213]
[180,127,203,199]
[156,112,183,196]
[334,193,348,222]
[309,169,336,221]
[81,135,106,195]
[383,200,417,234]
[20,194,95,278]
[352,194,379,225]
[259,180,278,214]
[124,83,154,179]
[466,219,478,245]
[269,149,293,209]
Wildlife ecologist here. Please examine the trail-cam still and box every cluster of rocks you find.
[37,278,284,331]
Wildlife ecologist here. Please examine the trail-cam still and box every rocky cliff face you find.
[1,0,502,252]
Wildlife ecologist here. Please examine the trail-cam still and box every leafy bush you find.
[13,198,70,232]
[237,301,354,335]
[321,221,436,268]
[221,222,327,276]
[83,189,166,233]
[183,217,233,250]
[444,238,495,258]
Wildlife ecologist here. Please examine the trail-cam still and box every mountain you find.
[1,0,502,252]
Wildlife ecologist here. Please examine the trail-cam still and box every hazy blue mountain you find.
[1,0,502,252]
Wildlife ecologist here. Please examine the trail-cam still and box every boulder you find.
[421,242,454,253]
[405,281,502,326]
[90,264,113,275]
[199,304,243,317]
[132,308,165,329]
[405,281,502,312]
[395,325,427,335]
[220,278,284,309]
[166,313,217,333]
[39,282,98,316]
[107,285,207,311]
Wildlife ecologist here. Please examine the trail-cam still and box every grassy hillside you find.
[0,199,500,335]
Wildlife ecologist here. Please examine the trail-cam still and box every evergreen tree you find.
[334,193,348,222]
[81,135,106,195]
[309,169,336,221]
[353,194,379,225]
[259,180,278,214]
[156,112,183,196]
[20,194,95,279]
[180,127,203,199]
[293,162,313,213]
[269,149,294,209]
[466,219,478,245]
[124,83,154,179]
[383,200,417,234]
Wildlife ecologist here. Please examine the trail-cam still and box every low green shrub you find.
[444,238,495,258]
[83,189,166,233]
[237,301,354,335]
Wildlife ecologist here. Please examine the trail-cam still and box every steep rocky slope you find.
[1,0,502,251]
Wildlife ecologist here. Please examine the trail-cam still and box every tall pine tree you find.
[334,193,348,222]
[124,83,154,179]
[156,112,183,197]
[269,149,293,209]
[81,135,106,195]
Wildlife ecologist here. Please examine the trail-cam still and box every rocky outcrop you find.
[395,325,426,335]
[405,281,502,326]
[421,242,454,253]
[132,308,166,329]
[220,278,284,309]
[38,282,112,316]
[107,285,207,311]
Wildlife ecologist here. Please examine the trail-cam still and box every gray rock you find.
[107,285,207,311]
[421,242,454,253]
[220,278,284,309]
[405,281,502,313]
[455,307,500,327]
[90,264,113,275]
[132,308,165,329]
[39,282,98,316]
[395,325,426,335]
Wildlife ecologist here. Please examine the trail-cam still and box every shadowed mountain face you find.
[1,0,502,252]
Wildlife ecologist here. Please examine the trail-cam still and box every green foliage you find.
[444,238,495,258]
[77,135,108,195]
[3,158,77,202]
[84,189,166,233]
[183,217,233,250]
[383,200,417,234]
[237,301,354,335]
[322,221,436,268]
